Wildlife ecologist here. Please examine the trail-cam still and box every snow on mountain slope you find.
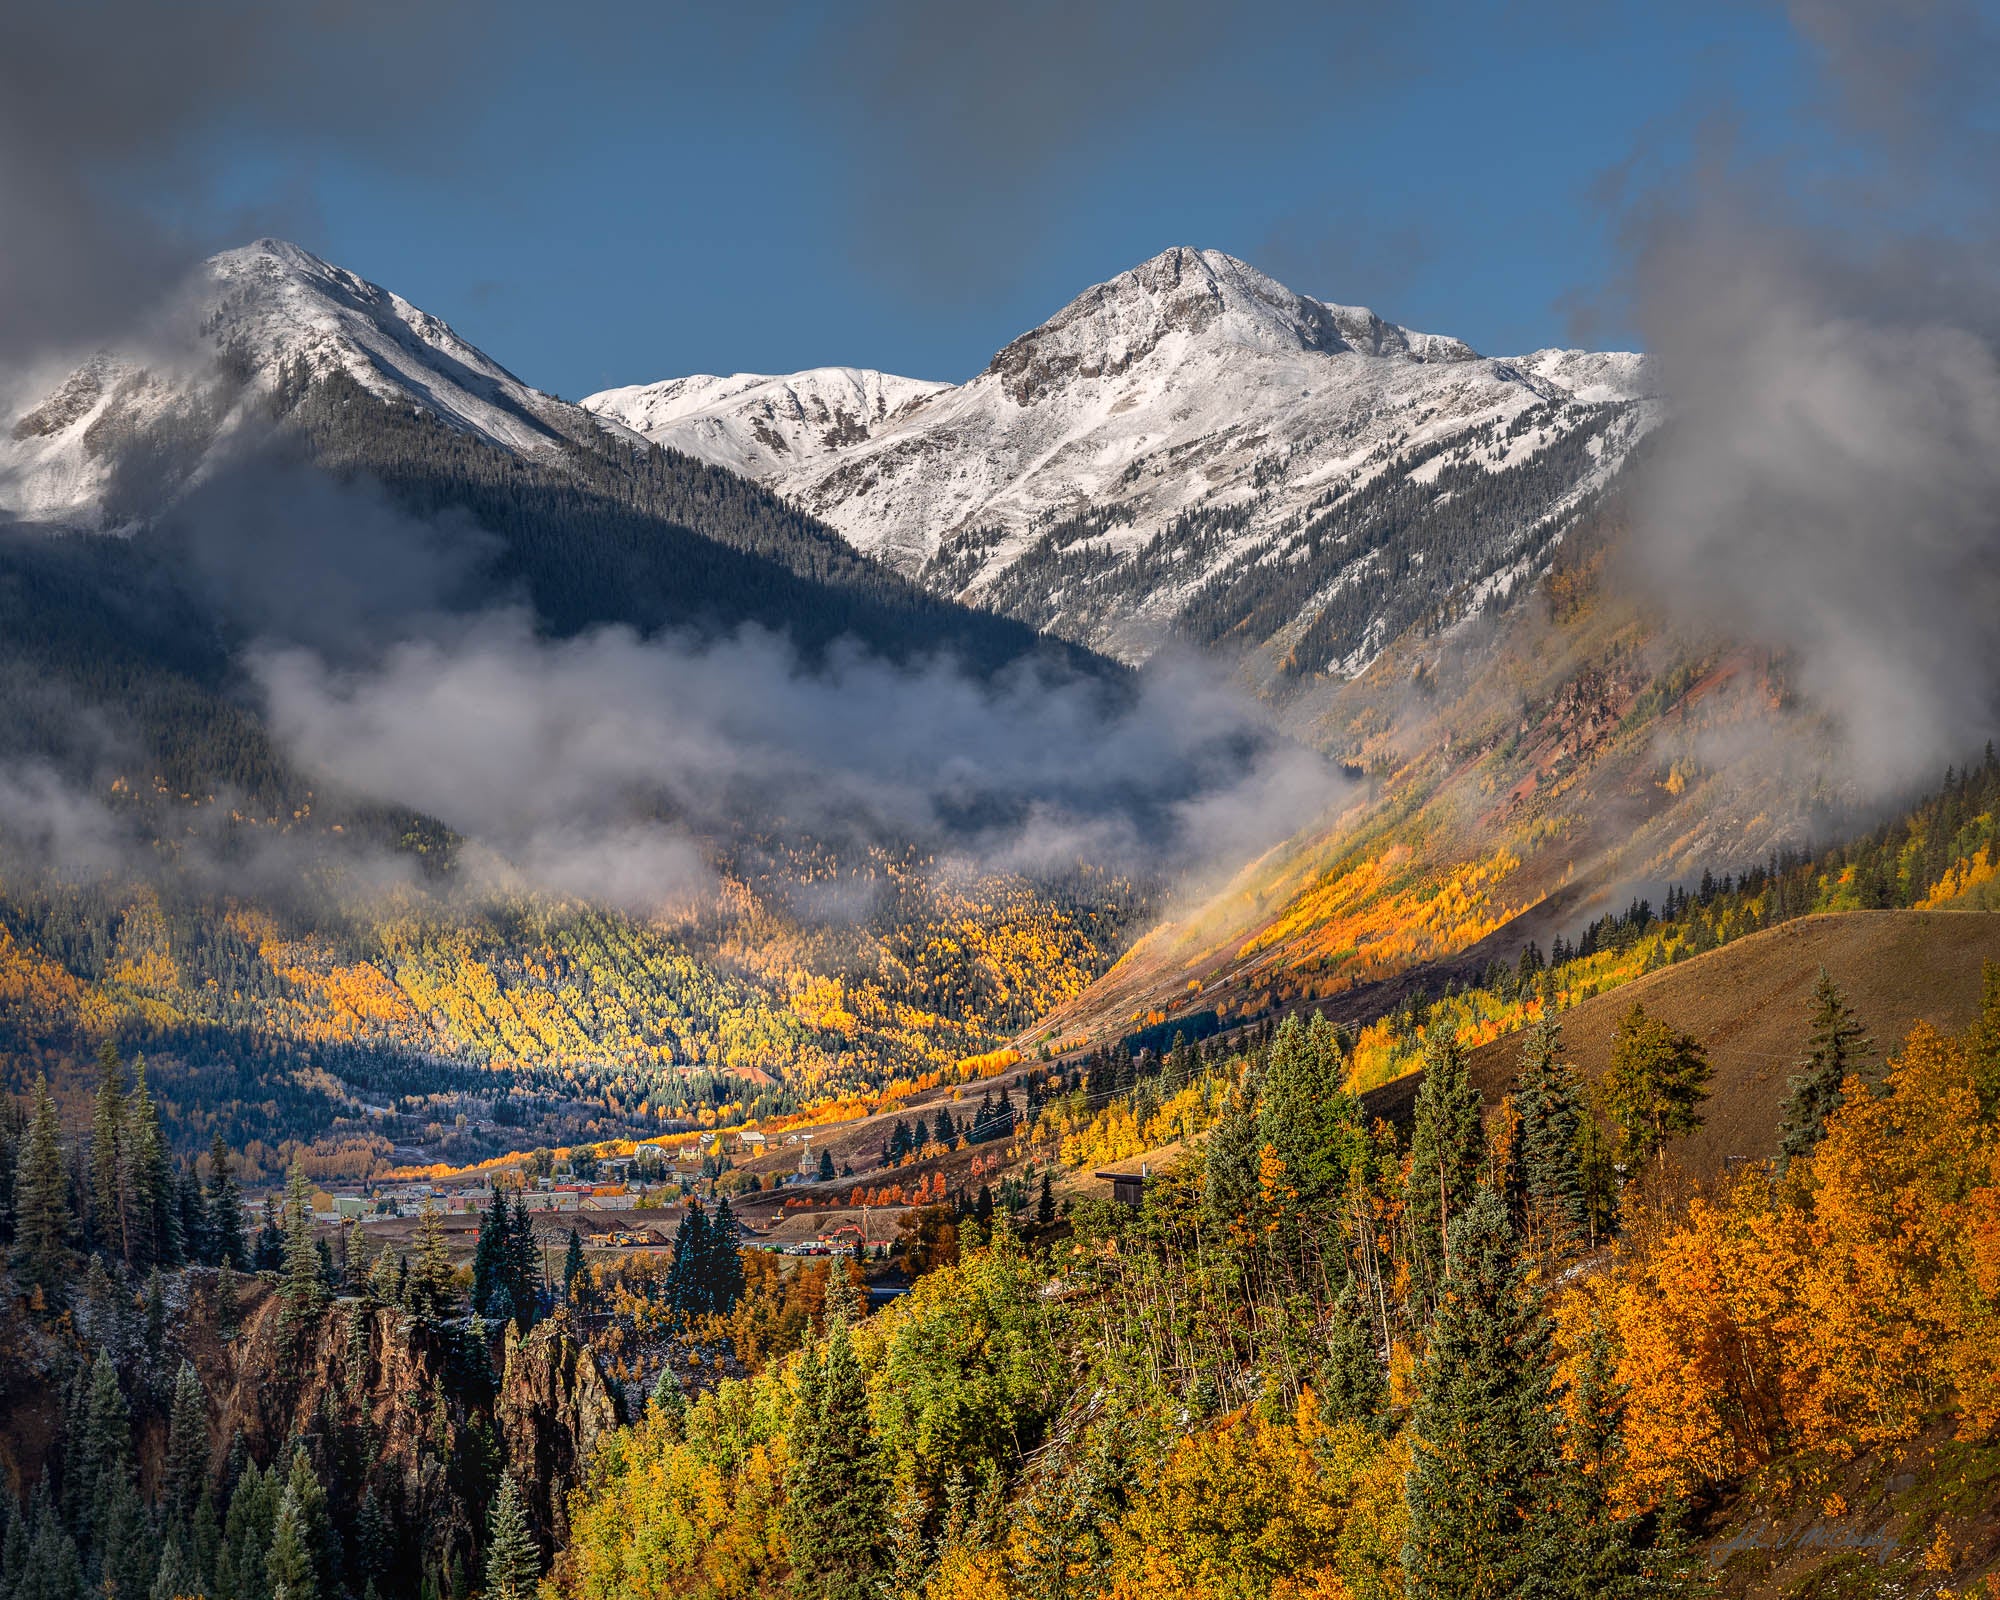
[1,239,629,531]
[582,368,950,482]
[588,247,1658,673]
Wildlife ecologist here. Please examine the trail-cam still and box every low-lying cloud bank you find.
[249,611,1343,913]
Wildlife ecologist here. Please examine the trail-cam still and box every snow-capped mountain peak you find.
[984,246,1477,406]
[585,247,1656,672]
[2,239,625,531]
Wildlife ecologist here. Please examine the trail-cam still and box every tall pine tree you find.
[1777,967,1873,1168]
[1403,1188,1567,1600]
[781,1305,887,1600]
[12,1076,72,1301]
[89,1041,127,1263]
[483,1474,541,1600]
[206,1134,247,1269]
[1510,1015,1588,1260]
[1406,1036,1486,1312]
[277,1164,327,1334]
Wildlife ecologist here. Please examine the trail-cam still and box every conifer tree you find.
[265,1487,317,1600]
[1406,1036,1486,1307]
[483,1473,541,1600]
[164,1360,211,1527]
[12,1076,73,1300]
[706,1196,745,1312]
[278,1164,327,1333]
[1318,1270,1387,1429]
[98,1470,155,1600]
[177,1157,213,1267]
[648,1367,689,1440]
[471,1188,510,1317]
[153,1530,198,1600]
[17,1492,86,1600]
[1258,1011,1363,1235]
[1602,1004,1712,1172]
[1201,1083,1262,1236]
[351,1491,391,1600]
[124,1062,180,1271]
[664,1203,710,1315]
[1510,1015,1588,1258]
[508,1192,543,1324]
[343,1218,372,1291]
[89,1040,127,1261]
[1573,1099,1619,1250]
[68,1349,133,1554]
[206,1134,247,1269]
[404,1205,458,1322]
[562,1228,587,1305]
[781,1307,887,1600]
[220,1460,278,1600]
[1402,1188,1566,1600]
[1777,968,1874,1168]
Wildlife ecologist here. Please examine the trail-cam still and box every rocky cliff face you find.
[0,1270,620,1584]
[494,1315,621,1546]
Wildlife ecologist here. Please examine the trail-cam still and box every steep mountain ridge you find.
[2,240,631,532]
[587,246,1657,671]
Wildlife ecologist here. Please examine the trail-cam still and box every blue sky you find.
[223,2,1816,398]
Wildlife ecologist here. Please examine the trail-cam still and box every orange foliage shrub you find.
[1596,1019,2000,1504]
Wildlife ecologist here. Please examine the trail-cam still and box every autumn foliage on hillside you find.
[545,972,2000,1600]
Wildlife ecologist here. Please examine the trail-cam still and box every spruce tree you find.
[278,1164,327,1334]
[1602,1004,1712,1172]
[1406,1036,1486,1308]
[66,1349,130,1553]
[220,1460,279,1600]
[153,1531,197,1600]
[351,1491,391,1600]
[648,1368,689,1440]
[1777,968,1873,1168]
[343,1218,372,1291]
[12,1076,73,1301]
[265,1487,316,1600]
[99,1470,156,1600]
[664,1204,710,1316]
[471,1188,509,1316]
[1511,1015,1587,1259]
[89,1040,127,1261]
[177,1157,213,1267]
[1258,1012,1363,1247]
[404,1205,457,1322]
[125,1062,180,1271]
[508,1193,542,1325]
[1402,1188,1566,1600]
[782,1309,887,1600]
[17,1493,85,1600]
[206,1135,247,1269]
[164,1360,211,1527]
[1201,1083,1262,1236]
[706,1196,745,1313]
[483,1474,541,1600]
[1318,1270,1387,1430]
[562,1228,587,1305]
